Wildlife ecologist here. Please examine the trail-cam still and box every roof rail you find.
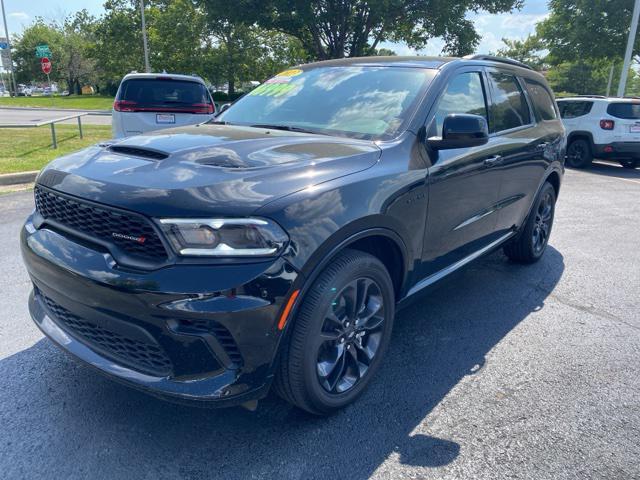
[463,54,533,70]
[572,95,607,99]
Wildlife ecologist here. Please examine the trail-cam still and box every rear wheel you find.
[274,249,395,415]
[504,182,556,264]
[566,138,593,168]
[620,160,638,169]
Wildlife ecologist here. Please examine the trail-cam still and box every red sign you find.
[41,57,52,75]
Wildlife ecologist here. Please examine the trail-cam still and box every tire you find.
[274,249,395,415]
[566,138,593,168]
[503,182,556,264]
[620,160,638,169]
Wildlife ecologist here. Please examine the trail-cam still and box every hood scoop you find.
[109,145,169,161]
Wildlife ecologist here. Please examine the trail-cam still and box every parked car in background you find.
[557,96,640,169]
[112,73,216,138]
[17,84,32,96]
[22,55,564,414]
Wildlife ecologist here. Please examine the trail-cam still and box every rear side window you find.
[433,72,488,136]
[607,102,640,119]
[117,78,214,113]
[488,72,531,133]
[557,101,593,118]
[525,80,557,121]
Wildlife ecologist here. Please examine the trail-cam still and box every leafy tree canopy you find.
[247,0,524,59]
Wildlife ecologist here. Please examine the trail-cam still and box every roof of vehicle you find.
[557,96,640,103]
[297,54,534,72]
[121,72,206,83]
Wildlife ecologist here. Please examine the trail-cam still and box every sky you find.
[1,0,549,55]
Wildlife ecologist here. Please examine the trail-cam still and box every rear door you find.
[484,70,551,236]
[116,77,215,136]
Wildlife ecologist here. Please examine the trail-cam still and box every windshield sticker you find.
[276,69,303,77]
[265,76,292,84]
[249,83,296,97]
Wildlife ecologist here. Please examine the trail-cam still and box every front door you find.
[420,70,505,277]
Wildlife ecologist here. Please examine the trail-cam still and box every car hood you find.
[36,124,381,217]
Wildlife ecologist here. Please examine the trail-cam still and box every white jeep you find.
[557,96,640,169]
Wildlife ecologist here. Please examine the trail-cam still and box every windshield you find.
[218,66,436,140]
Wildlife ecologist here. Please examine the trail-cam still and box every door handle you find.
[484,155,503,167]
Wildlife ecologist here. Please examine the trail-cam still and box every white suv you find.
[556,96,640,169]
[112,73,216,139]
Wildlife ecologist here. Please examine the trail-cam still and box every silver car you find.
[112,73,216,138]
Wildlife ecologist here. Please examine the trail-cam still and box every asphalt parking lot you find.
[0,163,638,479]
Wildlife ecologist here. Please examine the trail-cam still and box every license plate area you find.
[156,114,175,124]
[629,123,640,133]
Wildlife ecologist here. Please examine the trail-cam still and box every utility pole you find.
[140,0,150,73]
[617,0,640,97]
[0,0,17,95]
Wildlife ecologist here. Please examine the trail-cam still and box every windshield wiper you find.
[250,124,328,135]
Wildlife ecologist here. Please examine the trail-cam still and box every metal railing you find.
[0,113,87,149]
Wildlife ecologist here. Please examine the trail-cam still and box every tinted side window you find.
[434,72,488,136]
[607,102,640,119]
[488,72,531,132]
[525,80,557,121]
[557,101,593,118]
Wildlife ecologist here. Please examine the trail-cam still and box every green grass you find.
[0,125,112,174]
[0,95,114,110]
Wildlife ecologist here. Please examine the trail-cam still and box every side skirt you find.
[404,231,515,299]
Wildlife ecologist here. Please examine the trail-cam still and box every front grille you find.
[40,293,172,376]
[34,185,167,263]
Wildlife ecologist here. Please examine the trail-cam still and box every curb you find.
[0,106,111,115]
[0,171,39,186]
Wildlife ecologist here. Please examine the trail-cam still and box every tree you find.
[250,0,524,59]
[536,0,640,65]
[12,19,63,84]
[93,0,145,93]
[59,10,98,94]
[496,34,545,70]
[198,0,305,95]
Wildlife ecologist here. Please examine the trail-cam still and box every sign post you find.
[41,57,53,105]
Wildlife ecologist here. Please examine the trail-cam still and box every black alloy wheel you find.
[532,188,554,256]
[316,277,385,394]
[274,249,395,415]
[504,181,556,264]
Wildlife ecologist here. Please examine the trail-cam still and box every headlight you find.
[158,218,288,257]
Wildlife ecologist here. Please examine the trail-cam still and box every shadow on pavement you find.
[570,160,640,180]
[0,247,564,479]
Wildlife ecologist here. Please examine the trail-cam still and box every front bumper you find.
[21,216,299,406]
[594,142,640,160]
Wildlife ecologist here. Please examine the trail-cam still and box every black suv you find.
[21,56,565,414]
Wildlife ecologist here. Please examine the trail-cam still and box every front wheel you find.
[620,160,638,169]
[274,249,395,415]
[504,182,556,264]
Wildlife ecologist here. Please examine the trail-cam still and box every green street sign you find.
[35,45,51,58]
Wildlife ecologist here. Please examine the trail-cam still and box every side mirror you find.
[219,103,231,114]
[427,114,489,150]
